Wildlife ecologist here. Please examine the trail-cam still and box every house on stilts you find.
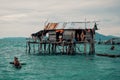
[26,21,98,55]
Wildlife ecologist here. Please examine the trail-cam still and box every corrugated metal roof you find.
[44,22,94,30]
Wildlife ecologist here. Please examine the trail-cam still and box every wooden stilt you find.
[52,43,54,54]
[40,43,42,54]
[84,43,86,55]
[38,43,39,53]
[28,42,31,53]
[91,40,95,54]
[33,44,35,53]
[26,41,28,52]
[89,39,95,55]
[48,43,50,55]
[62,42,64,55]
[74,43,76,54]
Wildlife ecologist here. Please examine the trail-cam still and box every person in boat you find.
[110,45,115,50]
[14,57,21,67]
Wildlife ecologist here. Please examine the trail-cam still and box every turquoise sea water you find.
[0,38,120,80]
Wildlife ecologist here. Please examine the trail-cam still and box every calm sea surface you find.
[0,38,120,80]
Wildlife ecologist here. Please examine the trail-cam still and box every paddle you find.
[9,62,26,65]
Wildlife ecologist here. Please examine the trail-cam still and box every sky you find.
[0,0,120,38]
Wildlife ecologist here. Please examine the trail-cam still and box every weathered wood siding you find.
[48,31,56,41]
[63,30,75,40]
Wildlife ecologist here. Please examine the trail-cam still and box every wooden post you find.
[89,40,95,55]
[39,42,42,55]
[28,42,31,53]
[48,43,50,54]
[67,45,69,55]
[38,43,40,53]
[66,46,68,54]
[62,42,64,55]
[91,33,95,54]
[52,43,54,54]
[50,43,52,55]
[44,43,46,54]
[84,42,86,55]
[89,42,91,55]
[54,43,56,53]
[74,43,76,54]
[70,43,72,55]
[71,42,75,55]
[91,40,95,54]
[77,44,81,54]
[33,43,35,53]
[26,41,28,52]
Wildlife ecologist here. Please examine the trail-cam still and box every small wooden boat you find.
[96,54,120,58]
[10,62,26,69]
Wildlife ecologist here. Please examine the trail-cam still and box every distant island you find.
[95,32,118,41]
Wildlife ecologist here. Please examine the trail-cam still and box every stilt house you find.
[27,22,98,55]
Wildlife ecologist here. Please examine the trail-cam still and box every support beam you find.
[28,42,31,53]
[84,43,87,55]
